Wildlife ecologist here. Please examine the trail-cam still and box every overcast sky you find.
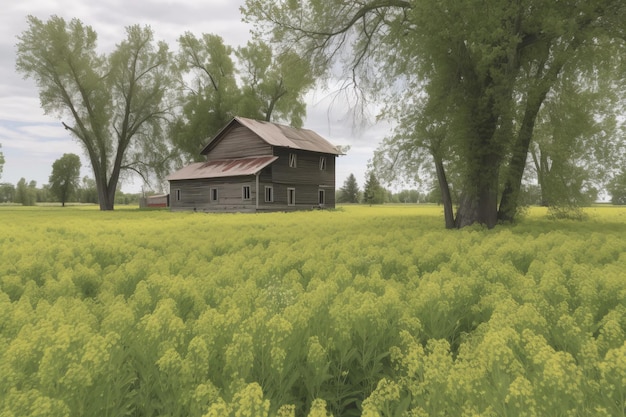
[0,0,390,194]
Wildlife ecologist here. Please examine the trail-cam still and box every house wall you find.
[204,126,272,160]
[170,175,336,212]
[268,148,337,209]
[271,148,336,188]
[267,183,335,209]
[170,176,258,212]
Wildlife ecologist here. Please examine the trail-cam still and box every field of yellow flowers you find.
[1,205,625,417]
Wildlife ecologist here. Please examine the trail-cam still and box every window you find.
[318,189,325,205]
[288,188,296,206]
[319,156,327,170]
[265,186,273,202]
[175,189,181,201]
[289,153,297,168]
[242,185,251,200]
[210,188,218,202]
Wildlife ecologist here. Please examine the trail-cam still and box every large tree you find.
[170,33,313,163]
[243,0,626,228]
[236,40,313,126]
[170,33,241,162]
[16,16,173,210]
[49,153,81,207]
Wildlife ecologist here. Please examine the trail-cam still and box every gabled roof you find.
[201,116,342,156]
[166,156,278,181]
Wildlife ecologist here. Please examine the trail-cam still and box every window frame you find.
[210,187,218,203]
[288,187,296,206]
[242,185,251,200]
[289,153,297,168]
[175,189,181,201]
[264,186,273,202]
[319,156,327,171]
[318,189,325,205]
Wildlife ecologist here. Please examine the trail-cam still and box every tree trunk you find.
[455,169,499,229]
[454,95,500,228]
[434,157,455,229]
[497,94,544,221]
[95,173,116,210]
[498,40,568,220]
[97,186,114,210]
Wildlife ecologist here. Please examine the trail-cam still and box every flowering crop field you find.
[1,205,625,417]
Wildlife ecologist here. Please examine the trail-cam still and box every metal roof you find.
[201,116,343,156]
[166,156,278,181]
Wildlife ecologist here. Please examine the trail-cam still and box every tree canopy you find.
[608,171,626,205]
[338,173,360,203]
[49,153,81,207]
[363,172,385,204]
[243,0,626,228]
[170,33,313,163]
[16,16,174,210]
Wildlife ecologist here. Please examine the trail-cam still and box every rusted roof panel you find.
[166,156,278,181]
[201,117,343,155]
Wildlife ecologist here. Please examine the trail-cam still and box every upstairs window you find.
[319,156,327,170]
[289,153,297,168]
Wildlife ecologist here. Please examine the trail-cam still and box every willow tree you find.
[16,16,173,210]
[243,0,626,228]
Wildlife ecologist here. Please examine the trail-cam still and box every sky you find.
[0,0,392,194]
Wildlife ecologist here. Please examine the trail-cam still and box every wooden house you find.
[166,116,342,212]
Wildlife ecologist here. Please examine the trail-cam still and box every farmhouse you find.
[166,116,342,212]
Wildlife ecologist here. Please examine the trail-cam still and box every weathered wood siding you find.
[267,183,335,209]
[170,176,258,212]
[267,148,337,208]
[204,126,272,160]
[271,148,335,186]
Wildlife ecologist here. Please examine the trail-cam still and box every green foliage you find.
[14,178,36,206]
[0,143,4,180]
[171,33,240,162]
[1,206,625,416]
[77,176,98,204]
[608,171,626,205]
[0,183,15,203]
[236,41,313,127]
[338,173,360,203]
[243,0,626,228]
[363,172,385,205]
[170,34,313,163]
[49,153,81,206]
[15,16,173,210]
